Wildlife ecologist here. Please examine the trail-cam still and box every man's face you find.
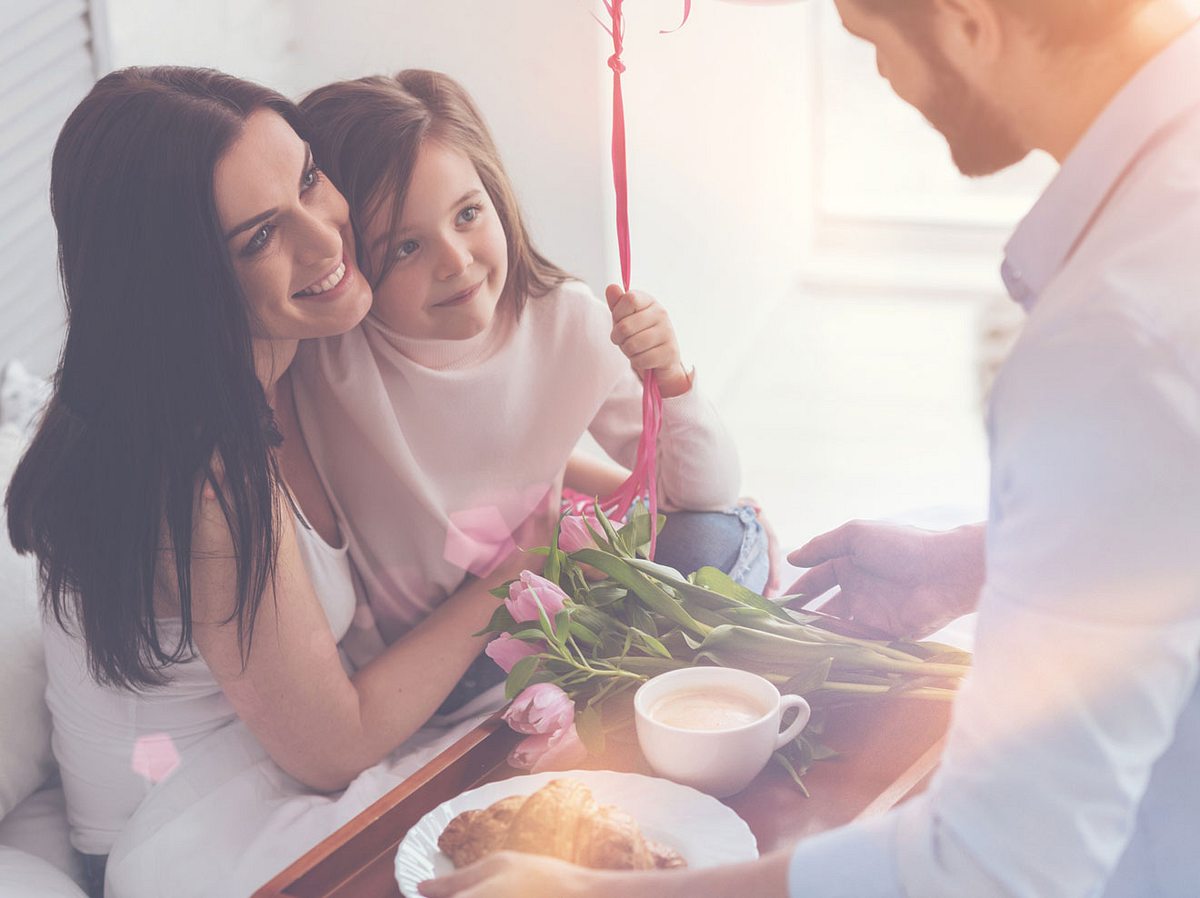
[833,0,1029,176]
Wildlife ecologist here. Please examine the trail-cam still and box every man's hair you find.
[856,0,1155,44]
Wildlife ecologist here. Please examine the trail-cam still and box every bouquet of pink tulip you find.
[480,505,971,790]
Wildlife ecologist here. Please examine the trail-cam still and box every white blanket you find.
[104,688,504,898]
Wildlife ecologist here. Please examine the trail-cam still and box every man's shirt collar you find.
[1002,20,1200,310]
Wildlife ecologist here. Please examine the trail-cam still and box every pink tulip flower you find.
[505,570,569,625]
[484,633,542,674]
[502,682,575,736]
[509,723,588,773]
[558,513,601,554]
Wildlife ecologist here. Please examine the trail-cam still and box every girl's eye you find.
[395,239,420,260]
[457,203,483,225]
[244,223,275,256]
[302,165,322,192]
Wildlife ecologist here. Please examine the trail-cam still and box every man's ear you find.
[930,0,1005,73]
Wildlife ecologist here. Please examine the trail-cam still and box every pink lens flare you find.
[443,504,515,576]
[130,733,181,784]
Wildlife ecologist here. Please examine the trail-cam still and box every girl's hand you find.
[606,284,693,398]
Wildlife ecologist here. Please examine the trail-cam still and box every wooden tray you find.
[254,697,950,898]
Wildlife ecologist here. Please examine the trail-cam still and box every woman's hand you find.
[606,284,693,398]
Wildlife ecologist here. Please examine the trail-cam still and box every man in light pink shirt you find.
[423,1,1200,895]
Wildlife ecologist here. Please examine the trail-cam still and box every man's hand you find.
[420,852,602,898]
[419,849,792,898]
[606,284,693,398]
[786,521,987,639]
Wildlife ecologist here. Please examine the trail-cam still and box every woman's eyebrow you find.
[223,143,314,242]
[225,208,275,242]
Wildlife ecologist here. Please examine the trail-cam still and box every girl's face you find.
[214,110,372,345]
[365,140,509,341]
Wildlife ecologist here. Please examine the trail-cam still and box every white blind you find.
[0,0,99,376]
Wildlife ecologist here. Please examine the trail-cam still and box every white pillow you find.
[0,780,84,887]
[0,361,51,432]
[0,846,87,898]
[0,422,53,819]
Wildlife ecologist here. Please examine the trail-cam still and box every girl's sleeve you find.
[587,360,742,512]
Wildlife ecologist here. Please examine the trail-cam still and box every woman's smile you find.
[293,249,361,302]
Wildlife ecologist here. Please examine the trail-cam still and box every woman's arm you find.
[188,490,550,793]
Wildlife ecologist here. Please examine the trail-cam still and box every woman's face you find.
[365,140,509,341]
[214,110,372,344]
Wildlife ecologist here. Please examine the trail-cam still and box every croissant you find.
[438,778,686,871]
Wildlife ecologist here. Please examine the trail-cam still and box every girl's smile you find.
[365,139,509,341]
[435,278,484,308]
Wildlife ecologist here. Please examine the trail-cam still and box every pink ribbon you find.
[564,1,691,556]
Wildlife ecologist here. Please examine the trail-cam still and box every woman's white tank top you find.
[42,514,360,855]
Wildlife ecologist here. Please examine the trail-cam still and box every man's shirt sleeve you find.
[789,310,1200,897]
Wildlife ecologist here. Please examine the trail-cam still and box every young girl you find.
[294,70,766,662]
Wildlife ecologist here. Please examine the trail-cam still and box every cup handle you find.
[774,694,812,750]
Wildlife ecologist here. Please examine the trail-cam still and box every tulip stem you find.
[550,646,644,683]
[815,682,959,701]
[565,634,592,669]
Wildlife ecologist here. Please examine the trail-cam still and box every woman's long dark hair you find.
[6,67,302,689]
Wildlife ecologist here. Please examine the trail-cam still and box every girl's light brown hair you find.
[299,69,570,313]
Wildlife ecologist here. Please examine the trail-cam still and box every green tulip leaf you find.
[504,655,540,700]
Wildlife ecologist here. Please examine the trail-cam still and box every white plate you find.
[393,769,758,896]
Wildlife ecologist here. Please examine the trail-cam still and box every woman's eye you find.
[458,204,482,225]
[244,223,275,256]
[302,165,322,191]
[396,239,420,260]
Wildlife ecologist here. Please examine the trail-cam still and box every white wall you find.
[610,0,815,397]
[102,0,300,93]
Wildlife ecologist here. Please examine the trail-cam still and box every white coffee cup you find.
[634,667,811,798]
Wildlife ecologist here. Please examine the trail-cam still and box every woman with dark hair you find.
[5,67,550,898]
